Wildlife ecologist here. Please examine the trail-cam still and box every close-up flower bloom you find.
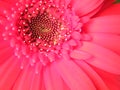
[0,0,120,90]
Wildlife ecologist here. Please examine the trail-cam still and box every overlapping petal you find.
[43,64,69,90]
[13,65,32,90]
[70,0,104,17]
[94,67,120,90]
[97,3,120,16]
[89,33,120,54]
[83,15,120,34]
[74,60,109,90]
[0,56,21,90]
[54,59,96,90]
[0,0,120,90]
[80,42,120,74]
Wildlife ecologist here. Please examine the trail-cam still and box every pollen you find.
[1,0,82,66]
[16,0,69,52]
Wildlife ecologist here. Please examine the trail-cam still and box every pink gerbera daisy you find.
[0,0,120,90]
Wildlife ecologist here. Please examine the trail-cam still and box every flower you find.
[0,0,120,90]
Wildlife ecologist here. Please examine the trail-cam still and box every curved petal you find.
[80,5,103,18]
[0,47,14,65]
[80,42,120,74]
[43,64,67,90]
[41,81,46,90]
[99,0,116,10]
[83,15,120,34]
[70,49,93,60]
[97,3,120,16]
[104,0,115,7]
[93,67,120,90]
[55,59,96,90]
[0,27,14,64]
[13,64,35,90]
[75,60,109,90]
[30,73,42,90]
[29,63,43,90]
[89,33,120,54]
[0,56,21,90]
[70,0,104,17]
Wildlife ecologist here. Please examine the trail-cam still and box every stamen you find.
[1,0,82,66]
[16,0,69,52]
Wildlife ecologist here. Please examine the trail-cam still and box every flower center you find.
[2,0,82,66]
[17,0,69,52]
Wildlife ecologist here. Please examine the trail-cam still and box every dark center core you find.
[29,12,61,44]
[16,1,69,52]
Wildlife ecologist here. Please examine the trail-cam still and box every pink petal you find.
[80,5,103,18]
[98,3,120,16]
[72,31,81,40]
[0,56,21,90]
[89,33,120,54]
[0,46,14,65]
[43,67,54,90]
[68,39,77,46]
[80,42,120,74]
[55,59,96,90]
[29,63,43,90]
[70,50,92,60]
[30,73,42,90]
[13,64,35,90]
[83,15,120,34]
[43,64,66,90]
[0,29,14,64]
[41,82,46,90]
[71,0,104,17]
[93,67,120,90]
[75,60,109,90]
[87,0,116,17]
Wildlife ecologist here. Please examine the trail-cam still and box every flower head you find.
[0,0,120,90]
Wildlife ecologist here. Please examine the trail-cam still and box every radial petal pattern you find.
[0,0,120,90]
